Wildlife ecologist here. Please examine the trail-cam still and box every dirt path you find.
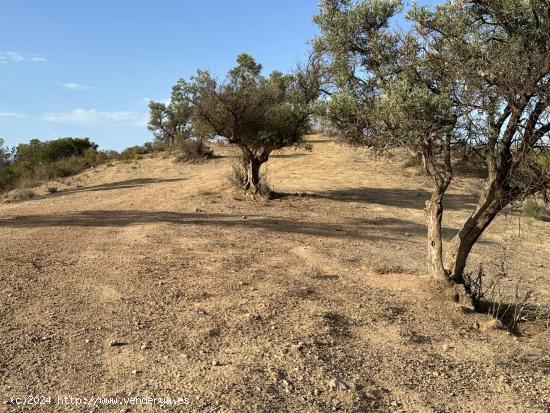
[1,136,548,412]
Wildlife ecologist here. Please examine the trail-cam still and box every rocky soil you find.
[1,136,548,412]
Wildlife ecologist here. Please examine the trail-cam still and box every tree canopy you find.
[174,53,321,194]
[315,0,550,284]
[148,87,194,146]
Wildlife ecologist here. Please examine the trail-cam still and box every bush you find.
[229,162,246,189]
[119,145,147,161]
[258,172,272,198]
[175,139,214,163]
[36,156,88,179]
[9,188,35,201]
[0,137,112,193]
[523,199,549,221]
[15,137,96,167]
[229,161,271,198]
[462,263,548,331]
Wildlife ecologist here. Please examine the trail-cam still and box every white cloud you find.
[40,108,147,127]
[0,111,26,118]
[0,51,48,64]
[62,82,94,90]
[141,97,170,105]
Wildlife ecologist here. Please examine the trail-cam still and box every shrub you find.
[0,137,116,193]
[523,199,550,221]
[229,161,271,198]
[0,166,18,192]
[463,264,538,331]
[47,186,58,194]
[10,188,35,201]
[258,172,272,199]
[15,137,96,167]
[119,146,147,161]
[175,140,213,163]
[32,156,89,180]
[229,162,246,189]
[118,142,164,161]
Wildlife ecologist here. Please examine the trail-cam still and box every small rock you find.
[241,215,247,220]
[131,369,142,375]
[85,339,91,344]
[282,378,293,387]
[212,360,220,366]
[329,378,349,390]
[109,340,128,347]
[352,382,364,391]
[195,208,205,213]
[140,343,150,350]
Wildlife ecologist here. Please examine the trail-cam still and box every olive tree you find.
[315,0,550,285]
[147,86,194,146]
[175,53,321,195]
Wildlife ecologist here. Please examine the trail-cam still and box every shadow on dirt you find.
[275,187,479,211]
[60,178,186,194]
[0,210,433,242]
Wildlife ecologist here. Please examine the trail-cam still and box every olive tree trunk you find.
[422,133,453,281]
[426,189,448,280]
[444,183,508,283]
[240,147,270,196]
[243,156,262,194]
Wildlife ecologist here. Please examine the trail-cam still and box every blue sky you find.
[0,0,436,151]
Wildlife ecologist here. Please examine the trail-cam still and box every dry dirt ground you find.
[0,135,549,412]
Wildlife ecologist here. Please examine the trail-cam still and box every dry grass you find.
[8,188,36,201]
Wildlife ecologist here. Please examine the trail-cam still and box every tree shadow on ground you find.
[348,216,458,240]
[270,153,307,159]
[276,187,479,211]
[0,210,433,242]
[49,178,187,198]
[216,152,307,160]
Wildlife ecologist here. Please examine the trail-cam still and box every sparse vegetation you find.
[1,2,549,411]
[175,139,214,163]
[118,142,166,161]
[523,199,550,221]
[9,188,35,201]
[463,264,547,331]
[0,137,114,192]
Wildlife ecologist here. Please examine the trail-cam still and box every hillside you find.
[1,135,548,412]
